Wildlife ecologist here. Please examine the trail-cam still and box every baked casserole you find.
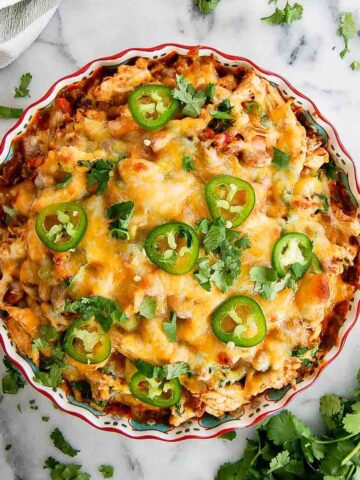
[0,51,359,426]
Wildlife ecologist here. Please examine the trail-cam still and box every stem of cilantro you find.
[341,438,360,466]
[314,433,356,444]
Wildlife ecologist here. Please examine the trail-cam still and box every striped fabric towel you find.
[0,0,61,69]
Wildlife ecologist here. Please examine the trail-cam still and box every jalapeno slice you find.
[212,295,266,348]
[129,371,181,407]
[128,84,179,130]
[35,202,87,252]
[205,175,255,227]
[144,222,199,275]
[63,318,111,364]
[272,232,313,279]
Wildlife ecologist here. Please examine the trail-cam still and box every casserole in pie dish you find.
[0,44,359,440]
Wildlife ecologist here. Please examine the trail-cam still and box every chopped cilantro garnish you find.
[55,174,73,190]
[272,146,290,169]
[194,218,250,293]
[220,431,236,441]
[44,457,90,480]
[1,356,26,394]
[351,60,360,72]
[64,295,127,332]
[134,360,191,380]
[0,106,23,119]
[5,444,12,451]
[106,201,134,240]
[337,12,357,59]
[173,75,206,118]
[14,73,32,98]
[163,311,177,343]
[262,1,303,26]
[182,155,195,172]
[50,428,79,457]
[139,296,157,319]
[249,265,297,300]
[98,465,114,478]
[78,159,120,194]
[195,0,221,14]
[205,82,215,100]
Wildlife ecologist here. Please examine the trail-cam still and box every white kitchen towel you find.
[0,0,61,69]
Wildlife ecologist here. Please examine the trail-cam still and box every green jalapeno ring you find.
[63,318,111,364]
[35,202,87,252]
[144,222,200,275]
[212,295,267,348]
[129,371,182,408]
[205,175,256,228]
[128,84,179,130]
[271,232,313,279]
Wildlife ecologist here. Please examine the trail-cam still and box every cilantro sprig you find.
[44,457,90,480]
[195,0,221,14]
[215,368,360,480]
[0,106,23,119]
[106,200,134,240]
[1,356,26,394]
[14,73,32,98]
[262,1,303,26]
[50,428,79,457]
[64,295,128,332]
[134,359,191,380]
[194,218,250,293]
[337,12,357,59]
[173,75,207,118]
[78,158,121,194]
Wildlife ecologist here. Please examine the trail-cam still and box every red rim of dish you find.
[0,43,359,441]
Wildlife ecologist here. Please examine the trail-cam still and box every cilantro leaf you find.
[267,410,311,445]
[162,362,191,379]
[64,295,127,331]
[163,311,177,343]
[14,73,32,98]
[50,428,79,457]
[250,266,278,282]
[78,159,119,194]
[139,296,156,319]
[268,450,291,473]
[173,75,206,118]
[0,106,23,119]
[1,356,26,394]
[272,146,290,169]
[351,61,360,72]
[106,201,134,240]
[205,82,215,100]
[262,1,303,26]
[195,0,221,14]
[195,218,248,293]
[337,12,357,59]
[220,431,236,441]
[343,412,360,435]
[34,362,65,388]
[134,360,190,380]
[55,174,73,190]
[44,457,90,480]
[182,155,195,172]
[98,465,114,478]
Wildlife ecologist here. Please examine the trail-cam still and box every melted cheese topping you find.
[0,53,358,426]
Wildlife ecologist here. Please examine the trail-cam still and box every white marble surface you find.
[0,1,360,479]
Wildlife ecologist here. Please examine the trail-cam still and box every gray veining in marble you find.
[0,1,360,479]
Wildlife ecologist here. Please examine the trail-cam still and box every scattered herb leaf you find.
[14,73,32,98]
